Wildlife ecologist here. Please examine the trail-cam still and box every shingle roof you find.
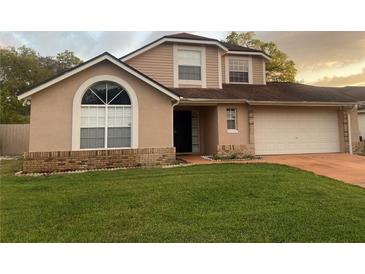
[164,33,263,53]
[121,32,271,60]
[163,32,218,41]
[219,41,264,53]
[172,83,365,103]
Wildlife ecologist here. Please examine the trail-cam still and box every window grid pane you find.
[229,71,249,83]
[179,65,201,80]
[229,59,249,83]
[80,128,105,149]
[81,106,105,128]
[107,106,131,127]
[177,50,201,66]
[107,128,131,148]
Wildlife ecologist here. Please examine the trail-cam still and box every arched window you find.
[80,81,132,149]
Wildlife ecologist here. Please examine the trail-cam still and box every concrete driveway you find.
[263,153,365,188]
[180,153,365,188]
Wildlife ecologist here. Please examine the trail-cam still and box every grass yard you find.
[1,159,365,243]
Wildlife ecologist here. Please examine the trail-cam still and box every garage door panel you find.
[254,108,341,155]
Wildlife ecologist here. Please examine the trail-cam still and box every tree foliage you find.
[225,31,297,83]
[0,47,82,123]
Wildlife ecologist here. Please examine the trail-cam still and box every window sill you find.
[76,147,134,151]
[227,129,239,134]
[228,82,251,85]
[178,80,202,86]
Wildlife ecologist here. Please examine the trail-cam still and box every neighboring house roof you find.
[341,86,365,103]
[120,32,271,61]
[172,83,365,105]
[17,52,180,101]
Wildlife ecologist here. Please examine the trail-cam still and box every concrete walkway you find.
[179,153,365,188]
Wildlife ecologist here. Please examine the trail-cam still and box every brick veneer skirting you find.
[216,144,255,157]
[353,141,365,154]
[23,147,176,173]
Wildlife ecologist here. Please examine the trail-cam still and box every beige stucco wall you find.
[203,106,219,154]
[217,104,250,146]
[29,60,174,152]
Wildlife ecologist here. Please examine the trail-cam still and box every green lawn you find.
[1,159,365,243]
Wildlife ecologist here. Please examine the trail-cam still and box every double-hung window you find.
[177,49,202,81]
[229,58,249,83]
[227,108,237,132]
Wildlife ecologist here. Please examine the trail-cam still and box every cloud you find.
[0,31,174,60]
[312,68,365,87]
[255,31,365,71]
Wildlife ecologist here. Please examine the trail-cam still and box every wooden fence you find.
[0,124,30,156]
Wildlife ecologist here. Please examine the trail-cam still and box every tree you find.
[224,31,297,82]
[0,47,82,123]
[55,50,83,73]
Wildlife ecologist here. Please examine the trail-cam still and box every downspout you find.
[171,97,182,147]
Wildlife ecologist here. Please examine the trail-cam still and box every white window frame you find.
[227,108,238,133]
[72,75,139,150]
[173,44,206,88]
[225,56,253,84]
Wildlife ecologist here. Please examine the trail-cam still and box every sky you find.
[1,31,365,87]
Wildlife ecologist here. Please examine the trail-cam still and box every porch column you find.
[248,106,255,154]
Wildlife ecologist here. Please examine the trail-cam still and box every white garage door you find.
[254,108,341,155]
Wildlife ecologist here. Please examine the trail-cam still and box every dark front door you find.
[174,111,192,153]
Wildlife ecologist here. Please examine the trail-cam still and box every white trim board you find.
[18,53,180,101]
[179,98,357,106]
[227,51,271,60]
[218,48,222,89]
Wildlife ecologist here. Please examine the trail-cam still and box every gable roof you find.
[164,32,218,42]
[120,32,271,61]
[171,83,365,105]
[17,52,180,101]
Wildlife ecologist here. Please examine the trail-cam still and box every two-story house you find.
[17,33,365,173]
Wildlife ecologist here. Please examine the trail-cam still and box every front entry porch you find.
[173,106,218,155]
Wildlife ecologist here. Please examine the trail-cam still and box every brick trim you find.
[248,106,255,154]
[216,144,255,157]
[23,147,176,173]
[342,111,350,153]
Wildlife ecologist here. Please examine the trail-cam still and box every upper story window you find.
[177,50,202,80]
[80,81,132,149]
[173,45,206,88]
[229,59,249,83]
